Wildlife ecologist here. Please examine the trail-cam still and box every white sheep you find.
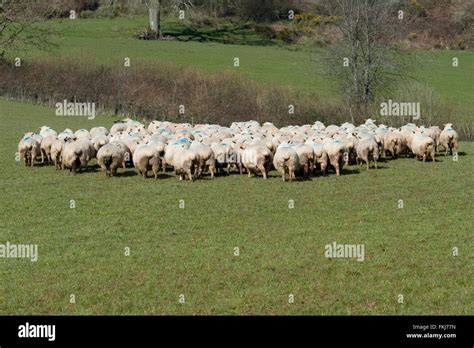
[50,139,65,170]
[133,144,161,179]
[170,142,199,181]
[323,139,346,176]
[410,133,436,162]
[190,141,216,178]
[356,138,380,170]
[40,135,57,164]
[97,143,125,177]
[273,145,299,182]
[292,143,314,178]
[384,130,405,159]
[62,141,88,173]
[18,134,41,167]
[439,123,459,156]
[242,144,273,179]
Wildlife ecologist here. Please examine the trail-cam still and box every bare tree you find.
[0,0,57,60]
[321,0,412,114]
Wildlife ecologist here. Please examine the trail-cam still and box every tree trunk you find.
[157,0,162,39]
[148,0,162,39]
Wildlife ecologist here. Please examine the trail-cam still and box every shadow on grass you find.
[167,24,275,46]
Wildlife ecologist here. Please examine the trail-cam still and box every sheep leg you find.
[187,169,193,181]
[279,168,285,182]
[161,159,167,173]
[209,164,215,178]
[258,164,267,179]
[152,164,159,180]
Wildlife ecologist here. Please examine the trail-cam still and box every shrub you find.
[0,57,337,127]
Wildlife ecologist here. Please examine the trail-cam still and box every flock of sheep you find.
[18,118,460,181]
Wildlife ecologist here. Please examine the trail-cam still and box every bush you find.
[79,10,95,19]
[0,57,342,127]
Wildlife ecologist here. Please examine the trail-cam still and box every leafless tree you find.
[321,0,413,114]
[0,0,57,60]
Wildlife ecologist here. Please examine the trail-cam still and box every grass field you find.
[1,99,472,315]
[19,16,473,114]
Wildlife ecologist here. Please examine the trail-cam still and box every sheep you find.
[323,140,346,176]
[74,129,90,139]
[242,144,273,179]
[38,126,57,138]
[57,130,76,142]
[96,143,125,177]
[147,140,167,173]
[170,142,199,181]
[211,143,236,175]
[429,126,442,152]
[307,142,329,175]
[356,138,380,170]
[110,122,127,134]
[18,134,41,167]
[292,143,314,179]
[190,142,216,178]
[421,126,441,152]
[410,133,436,162]
[342,135,358,165]
[90,126,109,138]
[164,138,191,172]
[400,126,416,155]
[40,135,57,164]
[273,145,299,182]
[384,130,405,158]
[50,139,65,170]
[62,141,88,173]
[439,124,459,156]
[91,134,109,152]
[76,138,96,163]
[109,141,131,168]
[132,144,161,179]
[20,119,460,180]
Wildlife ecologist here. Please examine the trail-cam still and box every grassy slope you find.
[29,16,335,99]
[0,99,472,315]
[23,16,474,111]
